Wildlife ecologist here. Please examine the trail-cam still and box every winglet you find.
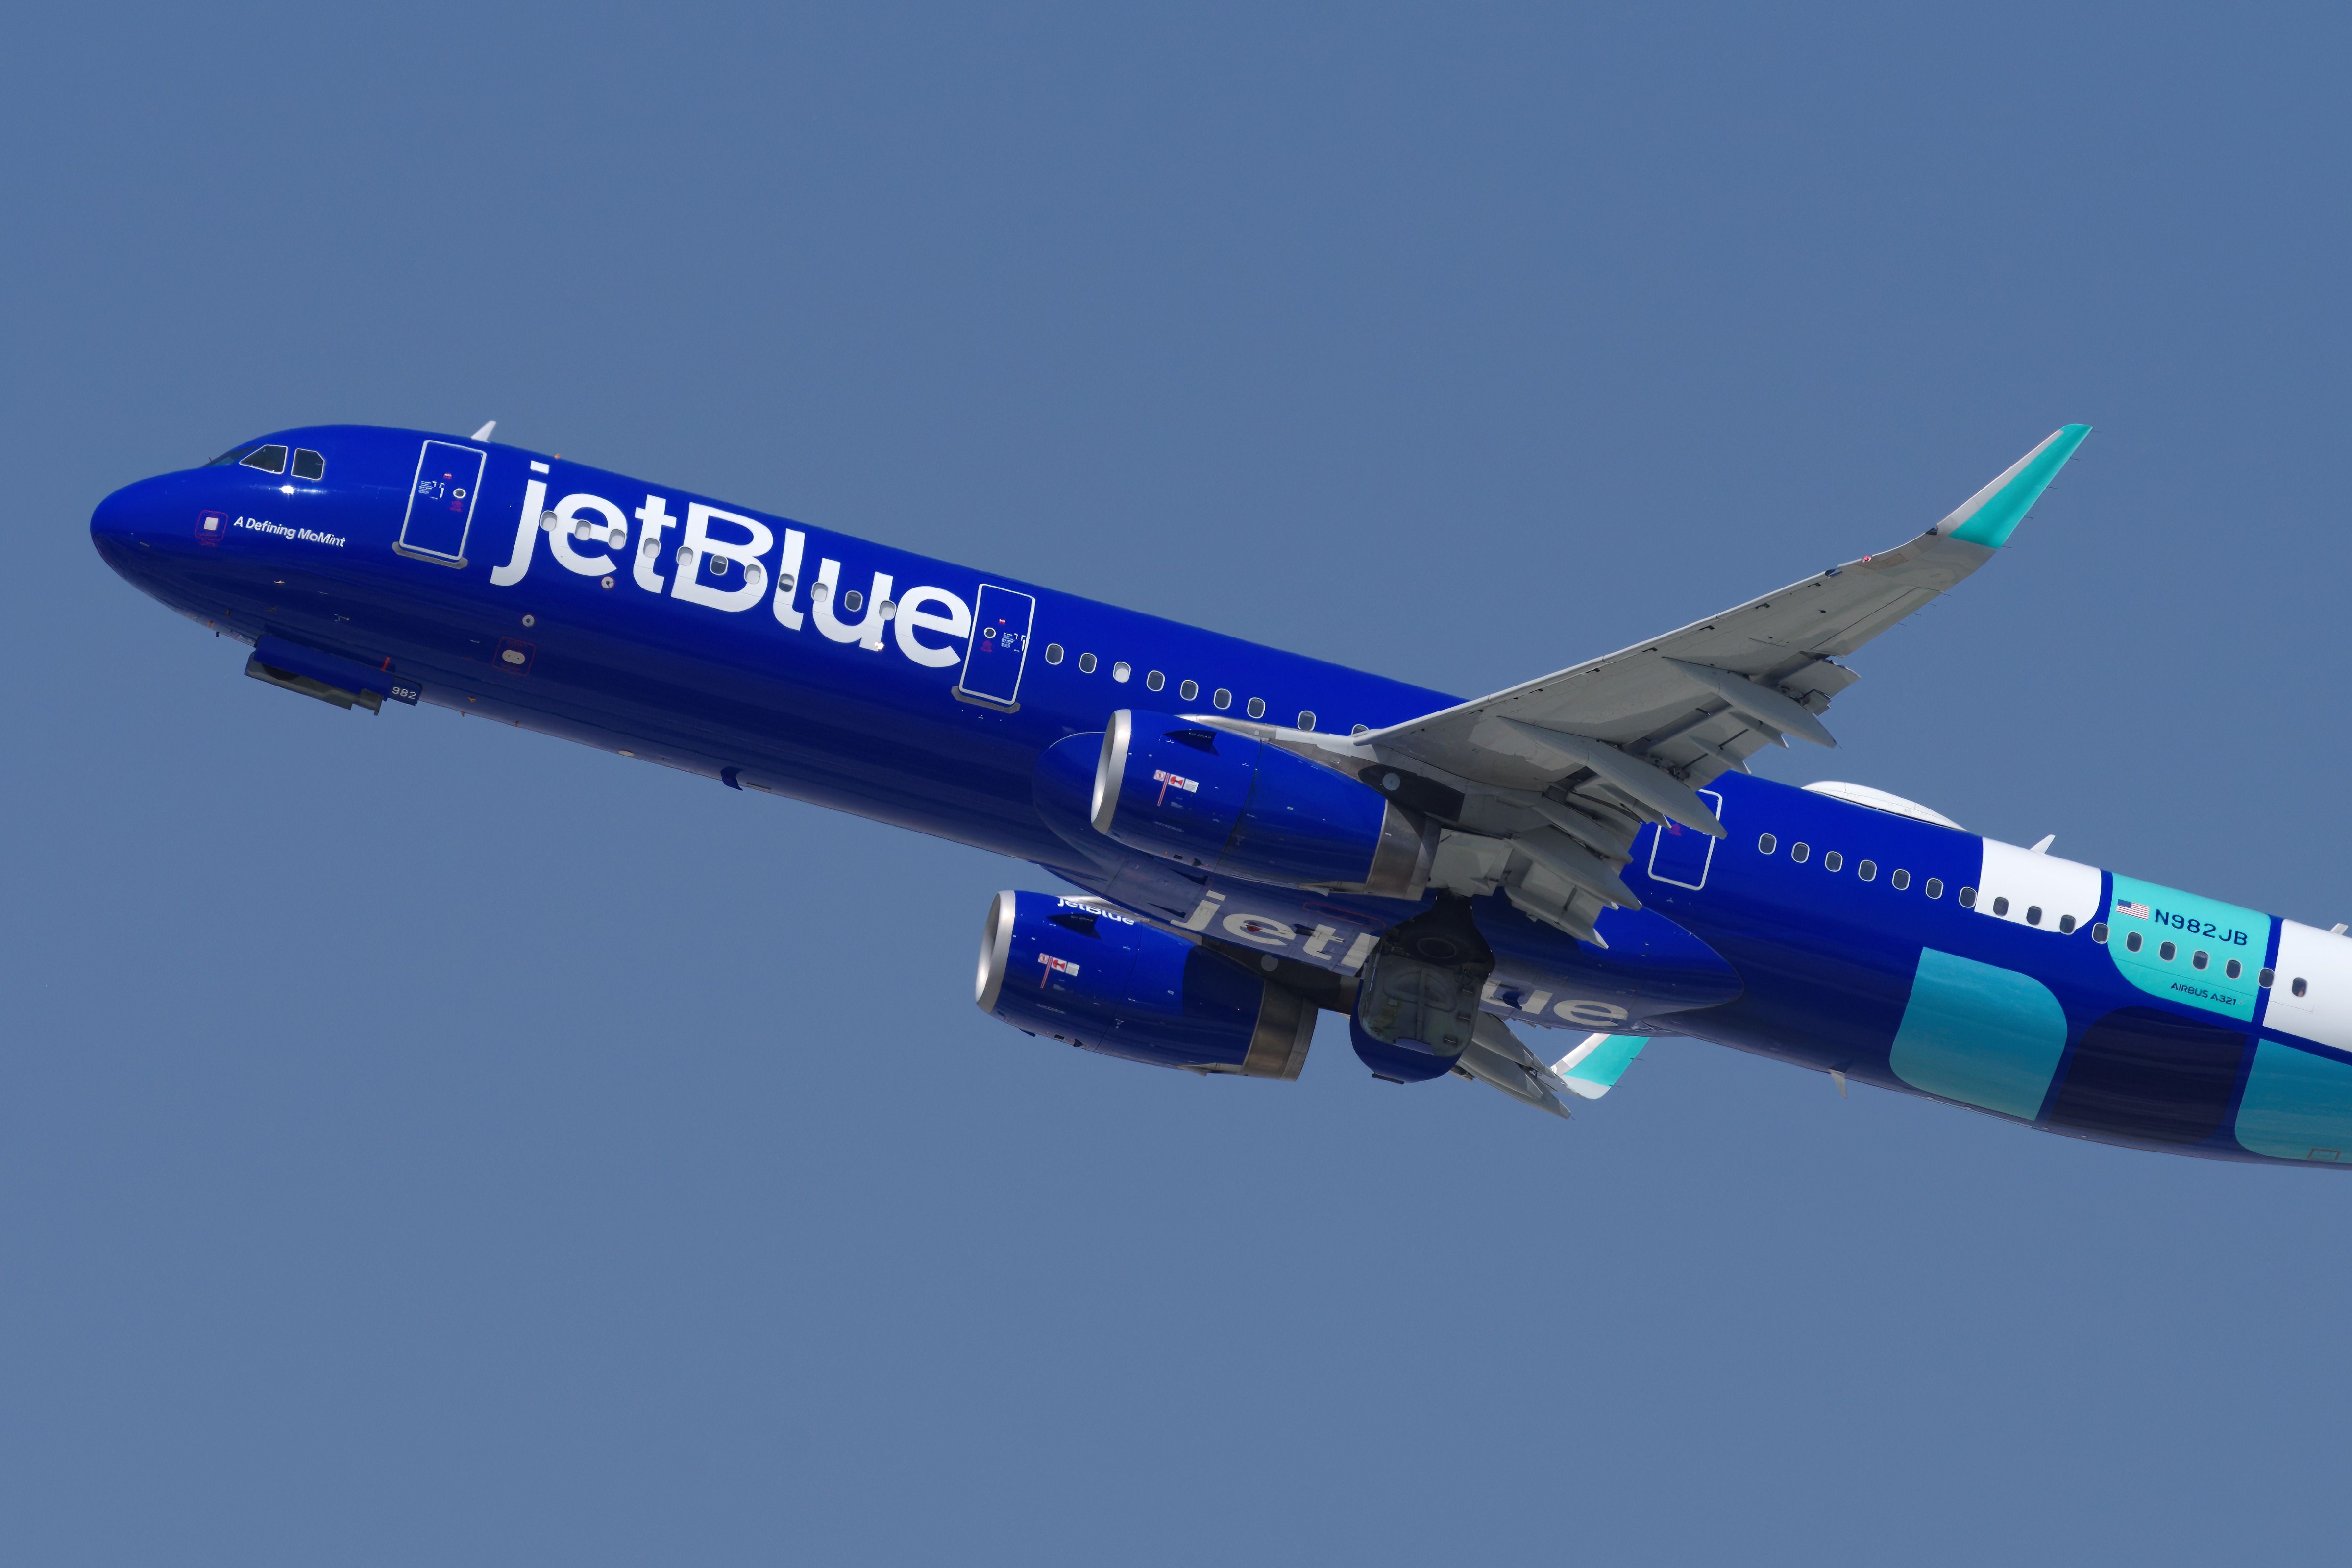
[1936,423,2090,549]
[1550,1031,1652,1100]
[471,420,498,442]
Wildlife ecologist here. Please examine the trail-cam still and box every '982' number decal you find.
[2150,908,2252,946]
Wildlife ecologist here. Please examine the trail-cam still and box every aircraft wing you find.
[1348,426,2089,941]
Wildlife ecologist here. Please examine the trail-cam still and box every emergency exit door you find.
[1646,790,1726,890]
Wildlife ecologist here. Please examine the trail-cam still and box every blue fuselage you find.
[90,425,2352,1166]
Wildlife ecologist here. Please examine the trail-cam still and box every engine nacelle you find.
[976,891,1315,1078]
[1089,710,1430,897]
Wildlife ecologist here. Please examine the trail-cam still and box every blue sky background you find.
[4,4,2349,1562]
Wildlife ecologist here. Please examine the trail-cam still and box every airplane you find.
[87,419,2352,1166]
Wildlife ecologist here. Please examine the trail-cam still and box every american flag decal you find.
[2116,900,2152,920]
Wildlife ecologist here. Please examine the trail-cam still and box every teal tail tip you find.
[1941,423,2092,549]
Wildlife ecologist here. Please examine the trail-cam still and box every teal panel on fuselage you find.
[1889,948,2070,1120]
[2234,1039,2352,1162]
[2107,875,2265,1023]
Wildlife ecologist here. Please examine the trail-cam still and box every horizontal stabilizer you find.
[1456,1014,1573,1118]
[1550,1031,1656,1100]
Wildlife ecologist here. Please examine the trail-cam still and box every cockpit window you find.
[205,444,258,466]
[291,448,325,481]
[240,445,289,475]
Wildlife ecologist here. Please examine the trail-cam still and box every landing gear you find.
[1349,896,1494,1082]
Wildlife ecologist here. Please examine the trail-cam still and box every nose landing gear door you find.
[395,440,487,567]
[956,584,1036,710]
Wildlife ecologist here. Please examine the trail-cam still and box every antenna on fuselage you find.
[471,420,497,442]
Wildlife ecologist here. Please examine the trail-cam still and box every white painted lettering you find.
[490,477,548,586]
[549,492,624,577]
[772,529,808,630]
[672,503,773,612]
[811,558,894,649]
[893,585,971,667]
[1222,913,1297,947]
[632,495,675,593]
[1176,892,1225,931]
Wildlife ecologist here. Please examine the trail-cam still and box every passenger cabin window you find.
[2294,976,2310,997]
[1790,842,1810,864]
[240,445,289,474]
[1180,680,1199,701]
[2126,931,2143,953]
[1044,643,1064,664]
[1247,697,1266,719]
[2226,958,2242,979]
[1112,662,1131,683]
[2092,922,2108,943]
[1992,896,2009,916]
[1959,886,1976,907]
[1757,833,1777,855]
[1298,711,1317,731]
[2159,941,2177,962]
[1351,724,1369,737]
[1146,671,1165,692]
[2025,905,2041,926]
[1823,851,1843,872]
[1892,868,1910,890]
[2192,950,2209,970]
[1858,860,1876,882]
[1925,878,1943,899]
[1213,688,1232,710]
[1078,652,1097,673]
[291,448,325,481]
[2260,967,2276,988]
[2059,914,2076,934]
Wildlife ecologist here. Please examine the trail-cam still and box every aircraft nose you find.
[92,476,156,549]
[89,473,189,571]
[87,475,203,592]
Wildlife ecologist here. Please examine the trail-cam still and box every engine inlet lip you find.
[976,891,1019,1013]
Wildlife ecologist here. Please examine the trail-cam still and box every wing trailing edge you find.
[1285,425,2093,943]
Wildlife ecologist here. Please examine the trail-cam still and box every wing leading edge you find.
[1211,427,2089,945]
